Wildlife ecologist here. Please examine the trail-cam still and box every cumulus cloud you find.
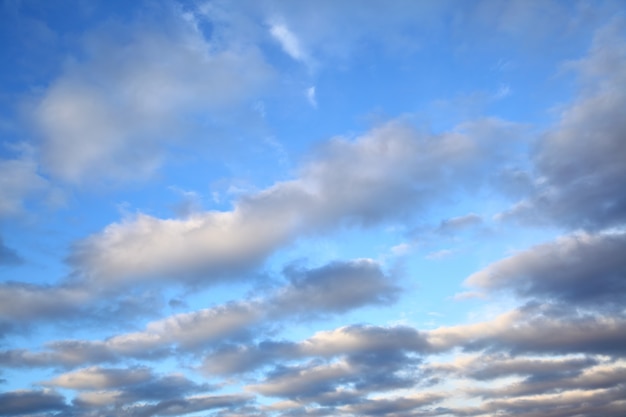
[465,231,626,308]
[32,6,273,184]
[71,117,521,287]
[502,18,626,229]
[428,304,626,356]
[1,259,397,367]
[203,324,429,376]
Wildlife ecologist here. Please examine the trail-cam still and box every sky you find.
[0,0,625,416]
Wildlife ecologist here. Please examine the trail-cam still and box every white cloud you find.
[270,23,309,64]
[32,10,273,184]
[71,117,522,286]
[306,86,317,108]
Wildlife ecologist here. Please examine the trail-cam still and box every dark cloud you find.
[0,389,66,416]
[466,231,626,308]
[502,18,626,230]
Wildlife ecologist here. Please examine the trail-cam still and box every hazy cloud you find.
[32,5,273,184]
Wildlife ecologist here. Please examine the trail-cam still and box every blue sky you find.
[1,1,626,416]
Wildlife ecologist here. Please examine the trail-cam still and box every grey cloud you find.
[32,5,273,184]
[122,394,252,417]
[44,366,152,390]
[436,213,482,234]
[469,363,626,399]
[465,231,626,307]
[203,324,429,376]
[464,383,626,417]
[0,282,90,321]
[0,389,66,416]
[247,353,423,406]
[502,19,626,230]
[431,354,599,382]
[203,341,299,375]
[428,305,626,356]
[2,260,396,368]
[0,238,21,266]
[72,117,521,287]
[70,372,212,409]
[0,283,164,334]
[338,393,444,416]
[242,327,431,404]
[271,259,399,317]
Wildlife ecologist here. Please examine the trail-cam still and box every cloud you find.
[50,368,213,410]
[44,366,153,390]
[118,393,252,417]
[502,18,626,230]
[338,392,444,416]
[306,86,317,107]
[71,117,521,287]
[203,324,429,376]
[270,23,310,65]
[1,259,397,367]
[0,389,66,416]
[458,384,626,417]
[437,213,483,233]
[0,155,51,217]
[428,353,599,383]
[428,304,626,356]
[465,231,626,308]
[0,282,91,321]
[31,5,273,184]
[468,362,626,399]
[271,259,399,317]
[0,237,21,266]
